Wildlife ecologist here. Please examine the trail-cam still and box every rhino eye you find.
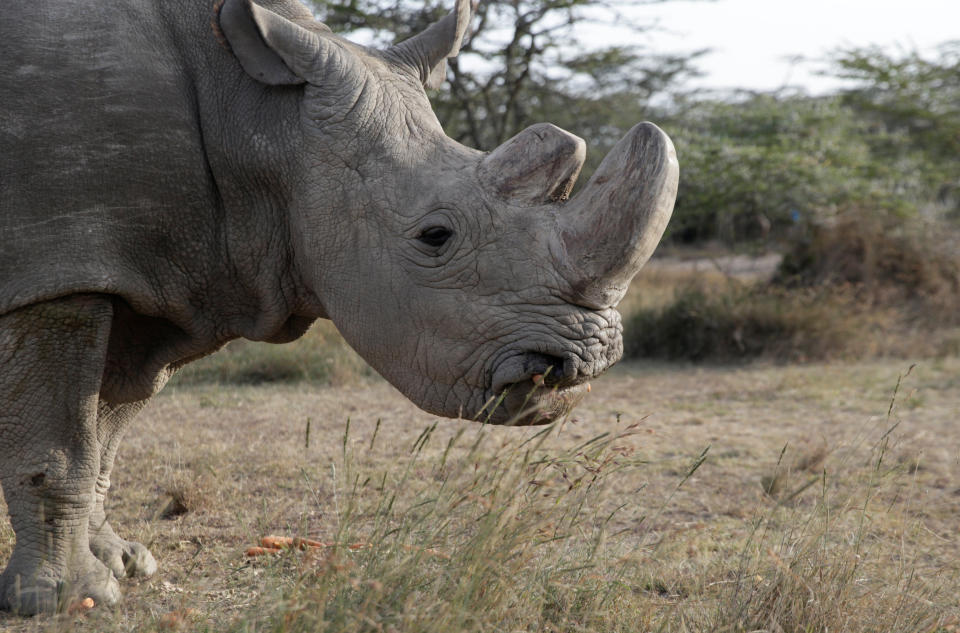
[417,226,453,249]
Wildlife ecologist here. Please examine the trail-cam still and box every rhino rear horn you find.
[219,0,337,86]
[387,0,474,89]
[480,124,586,205]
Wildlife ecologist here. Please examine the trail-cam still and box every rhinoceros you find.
[0,0,677,614]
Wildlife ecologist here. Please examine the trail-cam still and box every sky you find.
[614,0,959,93]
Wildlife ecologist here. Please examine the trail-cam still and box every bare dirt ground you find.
[1,357,958,631]
[646,252,783,281]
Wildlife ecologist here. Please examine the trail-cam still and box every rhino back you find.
[1,0,236,323]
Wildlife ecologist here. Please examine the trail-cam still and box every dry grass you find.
[1,253,957,630]
[1,357,957,632]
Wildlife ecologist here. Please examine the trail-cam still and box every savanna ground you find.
[1,258,959,632]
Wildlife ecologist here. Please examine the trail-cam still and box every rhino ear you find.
[218,0,320,85]
[480,124,586,205]
[388,0,474,89]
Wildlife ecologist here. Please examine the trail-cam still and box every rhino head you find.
[219,0,678,424]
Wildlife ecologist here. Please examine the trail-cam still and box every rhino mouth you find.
[485,352,592,425]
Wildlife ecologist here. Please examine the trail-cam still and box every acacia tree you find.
[660,43,960,245]
[310,0,702,161]
[665,94,894,243]
[831,42,960,212]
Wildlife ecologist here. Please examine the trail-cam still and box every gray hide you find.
[0,0,678,614]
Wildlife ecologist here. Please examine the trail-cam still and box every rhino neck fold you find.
[181,13,327,340]
[121,3,322,345]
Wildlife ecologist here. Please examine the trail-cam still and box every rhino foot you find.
[89,518,157,579]
[0,550,120,615]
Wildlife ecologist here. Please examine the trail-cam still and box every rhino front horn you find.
[559,122,678,309]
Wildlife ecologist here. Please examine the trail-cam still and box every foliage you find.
[666,43,960,245]
[775,207,960,326]
[622,280,885,362]
[665,94,896,243]
[623,208,960,363]
[831,42,960,211]
[310,0,703,166]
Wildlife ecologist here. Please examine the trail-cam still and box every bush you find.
[625,210,960,363]
[775,209,960,326]
[623,281,885,362]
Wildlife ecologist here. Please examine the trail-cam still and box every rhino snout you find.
[491,351,575,394]
[486,350,596,425]
[483,312,623,425]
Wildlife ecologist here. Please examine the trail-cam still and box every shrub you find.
[622,281,885,362]
[775,209,960,326]
[626,208,960,362]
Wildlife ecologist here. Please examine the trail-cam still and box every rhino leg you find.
[0,295,120,614]
[87,400,157,579]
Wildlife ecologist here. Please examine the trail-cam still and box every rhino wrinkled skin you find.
[0,0,678,614]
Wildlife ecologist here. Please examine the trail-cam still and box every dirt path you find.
[646,253,783,280]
